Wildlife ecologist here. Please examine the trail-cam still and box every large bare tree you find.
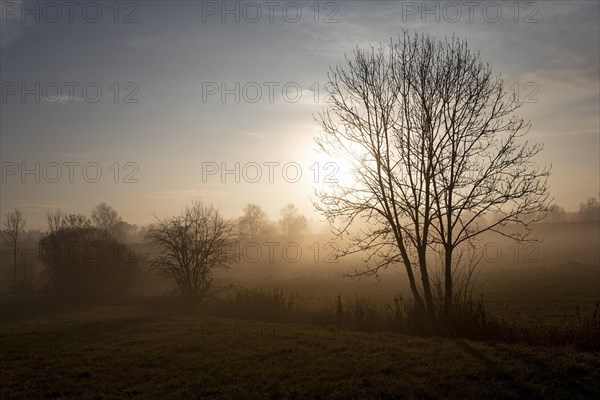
[314,32,550,322]
[3,209,26,288]
[147,201,235,308]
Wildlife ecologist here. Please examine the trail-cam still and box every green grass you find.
[1,305,599,399]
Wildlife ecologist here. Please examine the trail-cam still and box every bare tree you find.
[3,209,26,288]
[91,203,123,238]
[239,203,267,238]
[147,201,235,308]
[279,203,307,238]
[314,32,550,322]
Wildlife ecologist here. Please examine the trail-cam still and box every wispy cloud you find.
[145,189,226,200]
[239,131,266,140]
[45,95,86,104]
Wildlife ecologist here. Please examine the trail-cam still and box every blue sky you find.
[1,1,599,228]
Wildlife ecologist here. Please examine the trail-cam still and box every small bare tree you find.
[147,201,235,308]
[315,32,550,322]
[3,209,26,288]
[279,203,307,238]
[239,203,267,238]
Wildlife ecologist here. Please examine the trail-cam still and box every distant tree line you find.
[544,197,600,222]
[0,201,310,308]
[1,203,143,297]
[39,209,140,299]
[1,196,593,306]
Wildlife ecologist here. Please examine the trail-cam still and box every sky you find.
[1,0,599,229]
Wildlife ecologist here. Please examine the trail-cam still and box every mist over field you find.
[1,1,599,399]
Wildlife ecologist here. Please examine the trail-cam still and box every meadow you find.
[1,220,599,398]
[1,305,600,399]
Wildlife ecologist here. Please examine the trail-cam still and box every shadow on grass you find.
[453,339,542,398]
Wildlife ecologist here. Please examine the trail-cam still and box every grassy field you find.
[1,221,598,398]
[225,264,599,329]
[1,304,600,399]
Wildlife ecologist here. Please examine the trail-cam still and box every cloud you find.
[145,189,226,199]
[239,131,265,140]
[45,95,86,104]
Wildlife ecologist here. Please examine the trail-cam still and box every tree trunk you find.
[393,233,426,314]
[418,249,435,320]
[444,245,453,318]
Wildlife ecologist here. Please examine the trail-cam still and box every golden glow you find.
[310,151,357,189]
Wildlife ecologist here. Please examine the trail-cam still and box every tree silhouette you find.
[3,209,26,289]
[147,201,235,308]
[314,32,550,322]
[39,211,139,299]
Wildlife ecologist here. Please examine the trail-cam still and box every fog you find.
[2,211,598,327]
